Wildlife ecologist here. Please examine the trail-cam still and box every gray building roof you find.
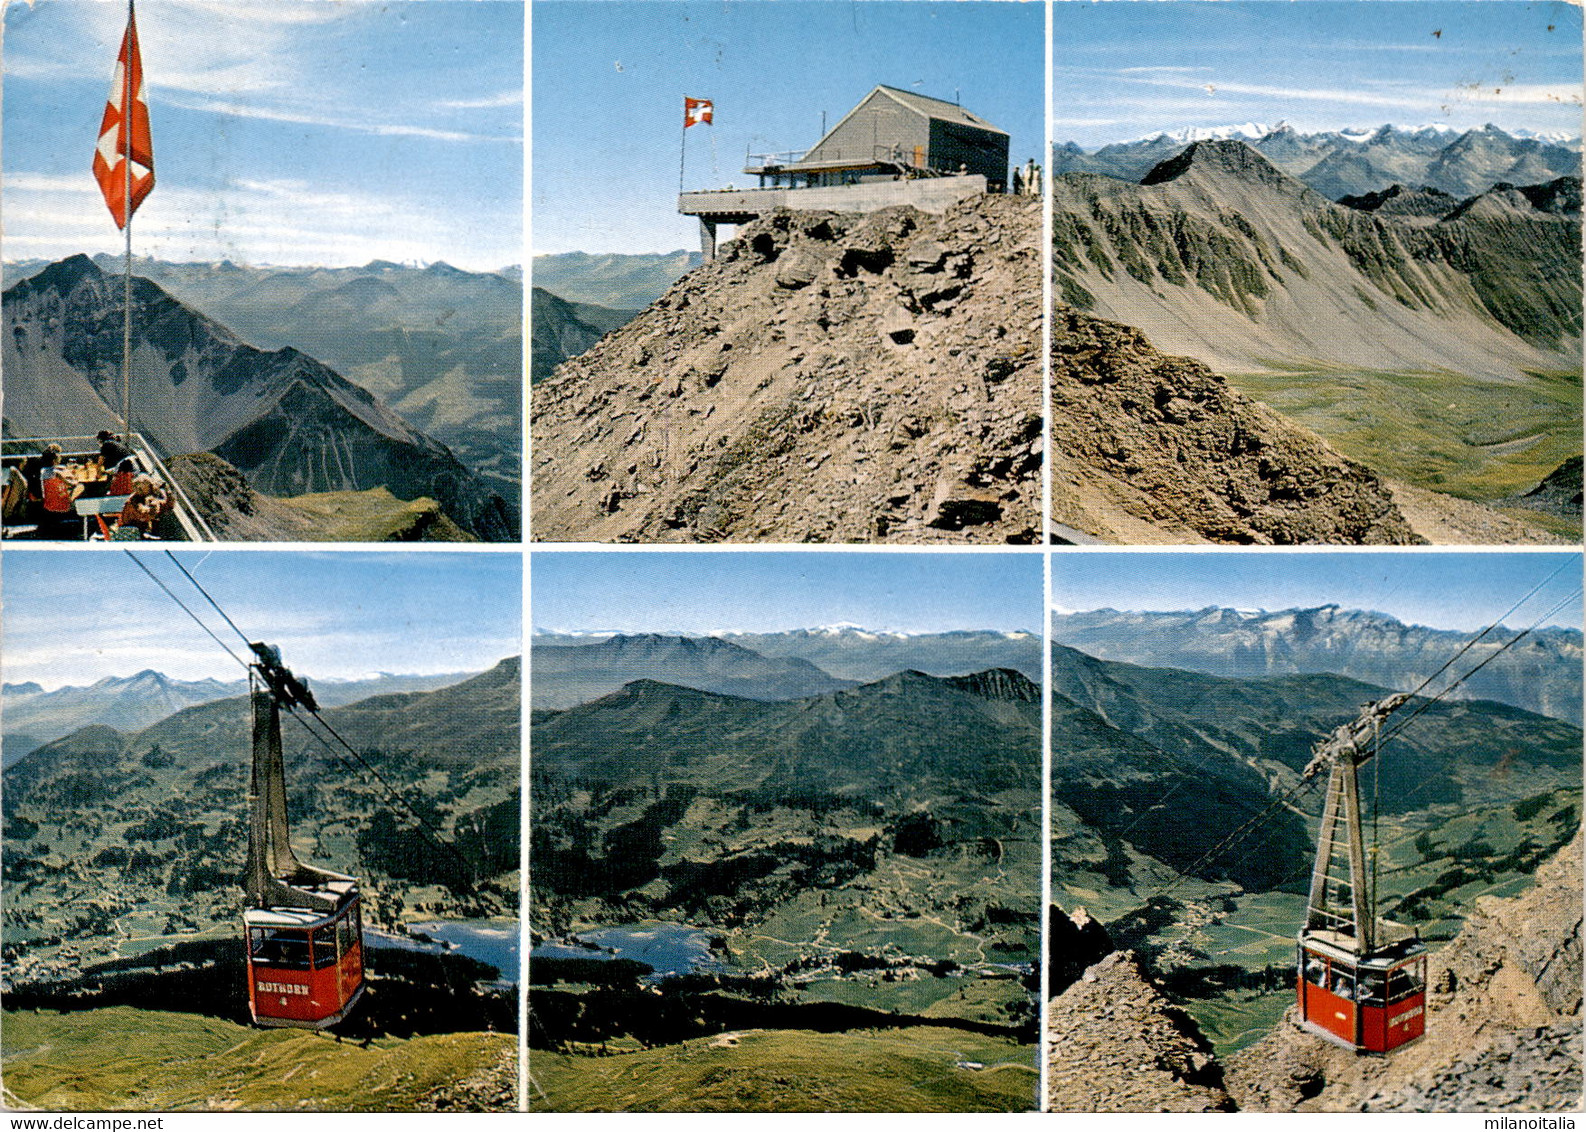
[868,85,1008,136]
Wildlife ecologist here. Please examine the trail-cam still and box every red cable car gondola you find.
[1295,693,1428,1055]
[242,645,365,1029]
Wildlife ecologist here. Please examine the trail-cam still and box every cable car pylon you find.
[1295,692,1428,1055]
[242,643,366,1029]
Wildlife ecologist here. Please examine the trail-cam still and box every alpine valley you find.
[529,630,1041,1111]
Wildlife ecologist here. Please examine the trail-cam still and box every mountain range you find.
[1051,605,1583,724]
[1047,138,1580,531]
[1053,123,1582,201]
[2,668,477,766]
[7,256,523,493]
[2,256,517,540]
[531,250,701,310]
[531,664,1042,1071]
[532,665,1040,988]
[1050,139,1580,380]
[533,627,1044,684]
[529,633,856,709]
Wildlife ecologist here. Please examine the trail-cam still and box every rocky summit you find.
[531,195,1042,543]
[1046,950,1235,1112]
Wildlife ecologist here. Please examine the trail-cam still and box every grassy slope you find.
[1,1007,512,1112]
[529,1026,1035,1113]
[1227,364,1582,536]
[275,487,475,542]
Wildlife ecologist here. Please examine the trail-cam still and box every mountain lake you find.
[531,921,719,979]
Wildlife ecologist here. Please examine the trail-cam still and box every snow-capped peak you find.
[1129,122,1275,145]
[1509,126,1581,145]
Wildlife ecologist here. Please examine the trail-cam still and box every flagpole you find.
[678,97,686,195]
[121,0,134,444]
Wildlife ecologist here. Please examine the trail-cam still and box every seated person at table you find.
[40,450,84,516]
[118,476,172,534]
[109,456,137,496]
[98,430,131,469]
[2,467,27,522]
[20,443,62,503]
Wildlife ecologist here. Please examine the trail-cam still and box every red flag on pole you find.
[684,97,713,128]
[93,6,155,229]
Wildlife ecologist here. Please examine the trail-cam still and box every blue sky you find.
[532,1,1044,255]
[531,551,1043,634]
[1051,551,1583,633]
[3,550,521,690]
[1053,1,1583,148]
[4,0,522,269]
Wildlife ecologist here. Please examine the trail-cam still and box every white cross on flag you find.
[92,5,155,230]
[684,97,713,128]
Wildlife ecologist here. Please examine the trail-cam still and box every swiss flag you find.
[93,5,155,229]
[684,97,713,128]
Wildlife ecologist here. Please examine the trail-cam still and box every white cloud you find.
[1115,72,1582,112]
[437,91,523,111]
[6,174,520,269]
[158,92,518,144]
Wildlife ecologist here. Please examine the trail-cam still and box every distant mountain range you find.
[6,257,522,492]
[1050,605,1583,724]
[2,256,518,540]
[530,287,639,384]
[2,668,477,766]
[1053,123,1581,201]
[529,633,856,709]
[531,250,701,310]
[534,627,1043,684]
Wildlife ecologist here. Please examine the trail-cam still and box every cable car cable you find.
[123,551,252,674]
[162,549,254,652]
[1378,590,1579,750]
[280,704,483,887]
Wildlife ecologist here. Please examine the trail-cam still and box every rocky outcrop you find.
[1048,905,1114,995]
[532,195,1041,543]
[1510,456,1584,521]
[1050,309,1418,544]
[1226,828,1583,1112]
[1046,950,1235,1112]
